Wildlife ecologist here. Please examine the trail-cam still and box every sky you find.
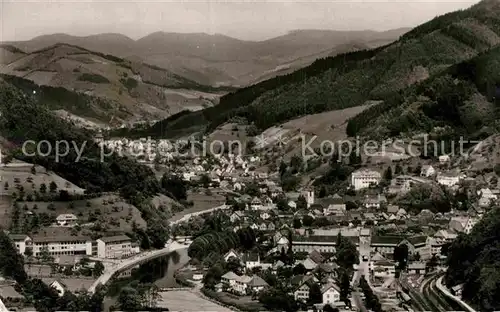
[1,0,481,42]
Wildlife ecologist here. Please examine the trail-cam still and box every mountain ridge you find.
[129,0,500,140]
[2,28,410,86]
[0,42,230,126]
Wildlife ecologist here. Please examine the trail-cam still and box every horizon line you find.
[1,26,415,44]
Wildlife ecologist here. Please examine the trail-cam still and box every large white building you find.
[96,235,133,259]
[437,172,463,187]
[351,169,382,190]
[31,236,93,257]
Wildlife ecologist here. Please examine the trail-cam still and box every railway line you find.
[400,273,464,312]
[421,275,449,312]
[399,276,432,311]
[423,274,464,312]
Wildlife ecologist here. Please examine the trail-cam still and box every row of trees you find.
[359,276,382,312]
[187,226,257,260]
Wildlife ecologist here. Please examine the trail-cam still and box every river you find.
[104,247,191,310]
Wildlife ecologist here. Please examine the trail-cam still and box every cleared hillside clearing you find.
[1,161,85,196]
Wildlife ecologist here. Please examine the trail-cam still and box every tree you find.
[302,215,314,227]
[339,269,351,301]
[349,151,362,167]
[276,196,288,211]
[345,201,357,210]
[203,262,224,290]
[318,186,327,198]
[117,286,143,311]
[290,155,303,173]
[336,233,359,270]
[427,254,439,271]
[199,174,211,188]
[39,183,47,194]
[297,195,307,210]
[281,176,300,192]
[38,247,54,263]
[393,244,409,271]
[93,261,104,277]
[293,218,302,229]
[308,283,323,304]
[226,257,243,275]
[24,247,33,257]
[259,288,298,312]
[323,305,339,312]
[384,166,393,181]
[279,161,288,177]
[394,164,403,175]
[0,231,28,284]
[293,263,306,276]
[49,181,58,193]
[160,174,187,200]
[140,283,160,308]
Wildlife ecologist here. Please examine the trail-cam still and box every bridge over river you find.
[89,241,189,294]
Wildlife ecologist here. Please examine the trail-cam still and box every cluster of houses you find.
[216,249,343,307]
[351,157,498,197]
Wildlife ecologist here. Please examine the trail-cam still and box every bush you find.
[120,77,138,90]
[77,73,110,84]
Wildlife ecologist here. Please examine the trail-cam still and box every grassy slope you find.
[0,43,232,124]
[138,0,500,139]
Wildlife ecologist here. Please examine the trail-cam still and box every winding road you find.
[169,204,230,225]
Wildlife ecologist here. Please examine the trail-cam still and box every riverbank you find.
[90,241,189,293]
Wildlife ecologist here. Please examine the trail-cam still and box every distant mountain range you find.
[0,43,231,126]
[2,28,410,86]
[132,0,500,140]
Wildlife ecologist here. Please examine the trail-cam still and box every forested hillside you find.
[445,206,500,311]
[0,79,161,200]
[346,44,500,140]
[135,0,500,139]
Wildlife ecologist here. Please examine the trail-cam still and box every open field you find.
[207,292,265,312]
[278,103,375,158]
[168,191,226,222]
[0,160,85,196]
[15,194,147,232]
[187,191,226,210]
[158,291,233,312]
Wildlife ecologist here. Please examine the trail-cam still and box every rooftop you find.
[371,236,405,246]
[97,235,131,243]
[32,236,91,243]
